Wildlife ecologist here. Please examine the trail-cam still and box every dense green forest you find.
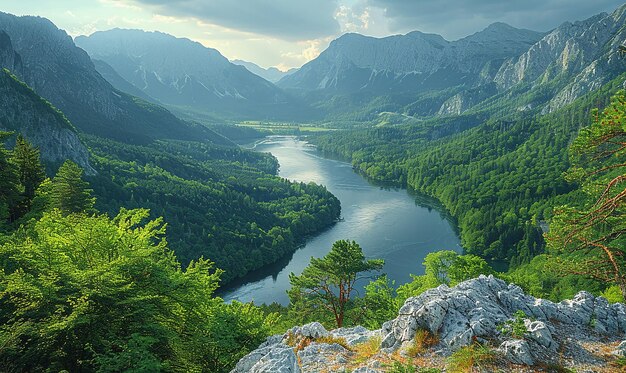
[2,85,626,372]
[84,135,340,282]
[312,74,626,271]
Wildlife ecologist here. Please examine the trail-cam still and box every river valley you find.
[223,136,461,305]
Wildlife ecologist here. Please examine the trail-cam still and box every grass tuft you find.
[445,343,496,373]
[406,328,439,357]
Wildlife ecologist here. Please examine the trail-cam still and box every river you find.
[222,136,461,305]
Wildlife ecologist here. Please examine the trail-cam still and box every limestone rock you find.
[498,339,534,365]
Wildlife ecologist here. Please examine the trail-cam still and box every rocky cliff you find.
[0,12,220,144]
[0,30,92,173]
[279,23,543,94]
[0,69,93,173]
[234,276,625,372]
[278,3,626,120]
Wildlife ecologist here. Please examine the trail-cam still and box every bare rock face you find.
[234,276,626,372]
[0,11,219,144]
[0,33,93,173]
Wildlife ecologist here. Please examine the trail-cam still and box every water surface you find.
[222,136,460,304]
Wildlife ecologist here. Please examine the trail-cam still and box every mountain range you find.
[75,29,311,121]
[231,59,297,83]
[277,6,626,121]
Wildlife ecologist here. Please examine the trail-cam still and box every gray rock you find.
[331,326,376,346]
[287,322,329,339]
[299,342,350,371]
[498,339,534,365]
[525,320,557,350]
[232,344,299,373]
[613,340,626,357]
[235,276,626,372]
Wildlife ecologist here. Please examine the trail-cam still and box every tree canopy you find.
[547,91,626,297]
[288,240,384,327]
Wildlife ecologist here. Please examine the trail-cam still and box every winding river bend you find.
[222,136,461,305]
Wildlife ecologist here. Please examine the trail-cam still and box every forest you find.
[1,85,625,371]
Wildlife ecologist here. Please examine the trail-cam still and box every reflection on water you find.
[222,136,461,305]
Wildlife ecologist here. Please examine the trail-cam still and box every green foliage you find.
[85,136,340,282]
[10,134,45,220]
[546,90,626,298]
[497,310,528,339]
[0,208,273,372]
[397,251,494,302]
[0,132,20,229]
[445,343,496,373]
[602,285,625,303]
[50,160,95,214]
[288,240,384,327]
[387,361,419,373]
[311,74,626,269]
[361,275,399,329]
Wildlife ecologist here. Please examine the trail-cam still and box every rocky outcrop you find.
[494,5,626,113]
[235,276,625,372]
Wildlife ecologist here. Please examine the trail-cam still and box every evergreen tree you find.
[10,134,45,220]
[51,160,95,214]
[547,91,626,298]
[0,132,20,227]
[288,240,384,327]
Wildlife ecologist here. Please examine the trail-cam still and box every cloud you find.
[365,0,626,39]
[280,38,331,65]
[115,0,342,41]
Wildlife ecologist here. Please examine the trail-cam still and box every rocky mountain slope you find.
[234,276,626,372]
[0,31,92,172]
[279,23,543,95]
[280,4,626,120]
[487,5,626,115]
[75,29,312,120]
[0,12,220,144]
[232,59,297,83]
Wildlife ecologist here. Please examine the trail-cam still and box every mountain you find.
[91,58,158,104]
[0,30,92,172]
[231,59,297,83]
[75,29,312,120]
[0,12,220,144]
[0,69,94,173]
[279,5,626,120]
[278,23,543,98]
[486,6,626,114]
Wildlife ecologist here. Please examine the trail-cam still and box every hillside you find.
[0,68,93,173]
[0,13,221,144]
[0,29,92,171]
[75,29,314,121]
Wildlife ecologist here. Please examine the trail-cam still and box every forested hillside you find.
[85,136,340,281]
[312,74,626,268]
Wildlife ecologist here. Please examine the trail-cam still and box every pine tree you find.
[51,160,95,214]
[10,134,45,220]
[0,132,20,227]
[288,240,384,327]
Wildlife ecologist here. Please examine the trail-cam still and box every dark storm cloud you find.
[126,0,341,41]
[366,0,626,39]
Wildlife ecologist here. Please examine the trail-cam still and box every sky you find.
[1,0,625,71]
